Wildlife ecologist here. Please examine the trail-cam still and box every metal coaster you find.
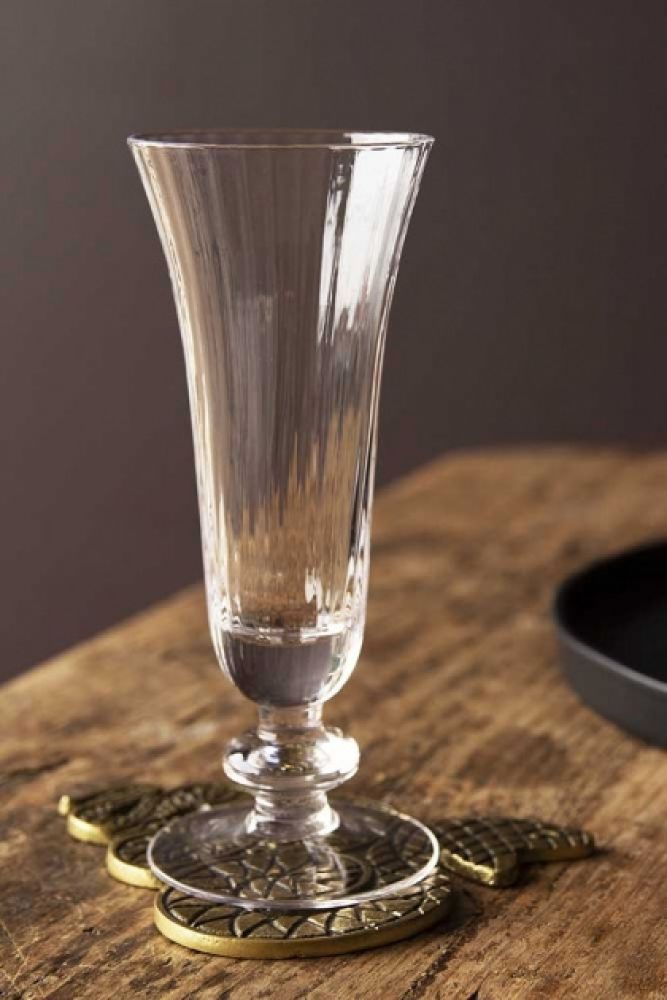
[60,782,452,956]
[60,782,242,887]
[59,783,596,958]
[154,872,452,958]
[435,816,595,887]
[58,783,162,844]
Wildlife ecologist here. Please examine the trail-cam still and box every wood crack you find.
[398,947,455,1000]
[0,756,69,793]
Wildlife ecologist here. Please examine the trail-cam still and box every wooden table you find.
[2,448,666,999]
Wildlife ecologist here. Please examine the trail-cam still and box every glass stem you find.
[257,702,324,737]
[223,702,360,841]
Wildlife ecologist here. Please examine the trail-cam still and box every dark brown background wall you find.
[2,1,666,682]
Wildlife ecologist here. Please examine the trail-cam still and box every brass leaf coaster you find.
[59,784,596,957]
[58,783,162,845]
[60,783,242,888]
[59,783,453,956]
[435,816,596,887]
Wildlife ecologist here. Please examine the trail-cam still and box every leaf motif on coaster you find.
[434,816,596,887]
[59,782,242,886]
[58,784,163,844]
[106,783,242,887]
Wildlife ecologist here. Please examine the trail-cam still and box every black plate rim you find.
[553,539,667,696]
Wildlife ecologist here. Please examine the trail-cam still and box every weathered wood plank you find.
[1,448,666,999]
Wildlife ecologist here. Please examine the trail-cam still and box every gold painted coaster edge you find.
[66,813,110,845]
[106,845,161,889]
[153,894,452,959]
[439,851,517,887]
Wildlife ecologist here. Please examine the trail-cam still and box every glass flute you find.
[129,129,435,910]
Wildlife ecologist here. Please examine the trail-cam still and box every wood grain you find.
[1,448,666,1000]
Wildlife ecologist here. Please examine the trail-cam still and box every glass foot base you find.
[148,798,440,911]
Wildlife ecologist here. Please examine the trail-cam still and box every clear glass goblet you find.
[129,129,435,911]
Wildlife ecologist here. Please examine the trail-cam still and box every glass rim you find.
[127,128,434,151]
